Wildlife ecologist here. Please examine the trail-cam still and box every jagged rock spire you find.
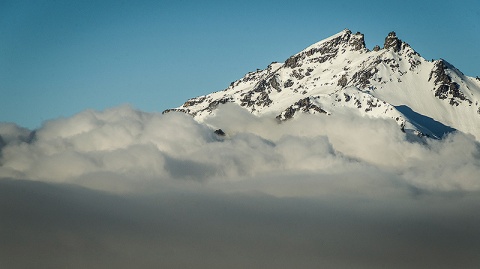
[350,31,366,51]
[384,31,402,52]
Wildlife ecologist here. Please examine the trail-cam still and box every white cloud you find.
[1,103,479,192]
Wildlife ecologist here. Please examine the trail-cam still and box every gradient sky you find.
[1,0,479,129]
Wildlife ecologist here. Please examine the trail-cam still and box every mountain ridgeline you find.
[164,29,480,140]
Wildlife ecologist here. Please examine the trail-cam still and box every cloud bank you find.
[1,103,479,192]
[1,104,480,268]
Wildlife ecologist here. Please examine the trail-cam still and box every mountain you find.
[164,29,480,140]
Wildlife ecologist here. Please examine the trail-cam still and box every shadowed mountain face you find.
[395,105,456,138]
[166,29,480,140]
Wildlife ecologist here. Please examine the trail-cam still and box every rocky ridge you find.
[165,29,480,140]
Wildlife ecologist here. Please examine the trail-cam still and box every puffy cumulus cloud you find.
[1,104,480,268]
[1,103,480,192]
[0,105,216,185]
[0,122,32,145]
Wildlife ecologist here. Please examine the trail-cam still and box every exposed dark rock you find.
[354,99,362,108]
[276,97,327,121]
[343,93,351,102]
[284,30,365,69]
[256,92,273,107]
[162,108,190,115]
[240,92,255,107]
[278,106,296,121]
[291,69,305,80]
[305,68,314,77]
[284,79,294,88]
[384,31,402,52]
[284,55,303,68]
[268,75,281,92]
[429,60,450,85]
[253,80,268,92]
[183,96,206,107]
[240,88,273,109]
[351,66,378,88]
[365,99,378,112]
[373,45,381,51]
[214,129,226,136]
[349,32,366,51]
[408,58,422,70]
[429,60,471,105]
[207,98,231,111]
[337,74,348,87]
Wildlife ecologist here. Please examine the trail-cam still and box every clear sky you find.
[1,0,479,129]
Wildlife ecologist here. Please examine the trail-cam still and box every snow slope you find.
[165,29,480,140]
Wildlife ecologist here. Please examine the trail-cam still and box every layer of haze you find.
[2,0,480,129]
[1,104,480,268]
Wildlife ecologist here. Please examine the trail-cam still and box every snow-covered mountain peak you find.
[165,30,480,140]
[285,29,367,69]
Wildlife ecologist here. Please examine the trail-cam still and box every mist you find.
[1,104,480,268]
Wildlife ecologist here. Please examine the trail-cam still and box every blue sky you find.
[1,0,479,129]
